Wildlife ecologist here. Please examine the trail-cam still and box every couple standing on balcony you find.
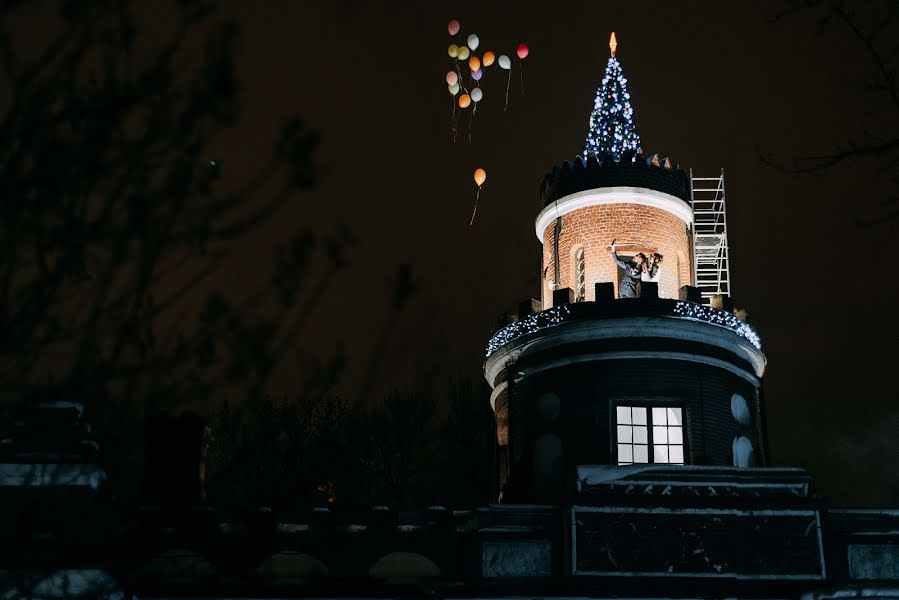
[611,239,663,299]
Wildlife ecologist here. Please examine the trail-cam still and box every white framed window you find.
[615,405,684,465]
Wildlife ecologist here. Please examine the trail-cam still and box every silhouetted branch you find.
[763,0,898,225]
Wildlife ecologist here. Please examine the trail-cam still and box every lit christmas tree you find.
[583,32,641,161]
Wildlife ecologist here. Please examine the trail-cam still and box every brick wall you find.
[541,203,692,305]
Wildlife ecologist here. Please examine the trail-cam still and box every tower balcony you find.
[486,293,763,380]
[484,289,767,502]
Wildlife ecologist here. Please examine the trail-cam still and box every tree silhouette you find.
[763,0,898,225]
[0,0,332,502]
[0,0,497,519]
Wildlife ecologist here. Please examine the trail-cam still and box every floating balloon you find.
[458,94,471,108]
[471,68,483,81]
[448,83,460,95]
[446,71,458,86]
[448,19,460,35]
[471,87,483,102]
[457,45,470,60]
[468,56,480,72]
[516,43,529,95]
[499,54,512,110]
[467,34,480,51]
[482,51,495,67]
[448,44,459,58]
[470,168,487,226]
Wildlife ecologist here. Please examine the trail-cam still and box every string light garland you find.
[485,301,761,358]
[672,301,761,350]
[583,33,641,161]
[485,305,571,357]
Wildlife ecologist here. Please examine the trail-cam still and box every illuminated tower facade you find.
[486,35,766,503]
[541,35,693,304]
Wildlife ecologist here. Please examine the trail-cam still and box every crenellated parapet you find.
[540,151,691,208]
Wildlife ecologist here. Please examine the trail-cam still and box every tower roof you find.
[583,33,641,161]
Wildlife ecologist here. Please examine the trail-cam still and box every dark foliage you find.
[0,0,497,512]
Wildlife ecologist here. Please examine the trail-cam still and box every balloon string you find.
[504,71,511,111]
[469,186,481,226]
[454,59,468,94]
[520,60,525,95]
[451,98,457,142]
[469,103,476,144]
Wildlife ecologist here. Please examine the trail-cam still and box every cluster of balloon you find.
[470,168,487,226]
[445,18,528,224]
[445,18,530,132]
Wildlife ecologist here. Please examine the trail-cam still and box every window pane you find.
[618,444,633,463]
[653,445,669,463]
[667,407,683,426]
[617,406,631,425]
[632,407,647,425]
[652,407,667,425]
[633,426,647,444]
[653,426,668,444]
[669,445,684,464]
[668,427,683,444]
[617,425,632,443]
[633,445,648,463]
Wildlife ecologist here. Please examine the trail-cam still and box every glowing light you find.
[485,301,761,358]
[583,53,641,161]
[485,305,571,357]
[672,301,761,350]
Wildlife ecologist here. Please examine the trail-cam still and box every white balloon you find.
[498,54,511,70]
[467,34,480,51]
[471,87,483,102]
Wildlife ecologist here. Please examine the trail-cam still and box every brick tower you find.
[540,34,693,305]
[485,35,766,503]
[538,152,694,304]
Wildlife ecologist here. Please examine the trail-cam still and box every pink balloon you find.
[446,71,458,86]
[448,19,460,35]
[471,68,483,81]
[516,43,529,60]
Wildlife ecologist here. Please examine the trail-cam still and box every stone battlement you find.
[540,151,691,207]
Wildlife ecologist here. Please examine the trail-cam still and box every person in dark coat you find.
[610,240,645,299]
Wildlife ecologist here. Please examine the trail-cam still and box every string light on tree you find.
[583,32,642,161]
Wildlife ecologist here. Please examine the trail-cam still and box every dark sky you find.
[25,2,898,504]
[206,1,897,505]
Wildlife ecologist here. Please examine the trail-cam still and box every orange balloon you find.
[468,56,480,72]
[474,168,486,187]
[482,51,495,67]
[458,94,471,108]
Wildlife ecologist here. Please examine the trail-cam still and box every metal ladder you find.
[690,169,731,303]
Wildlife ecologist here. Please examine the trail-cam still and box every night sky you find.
[16,2,899,505]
